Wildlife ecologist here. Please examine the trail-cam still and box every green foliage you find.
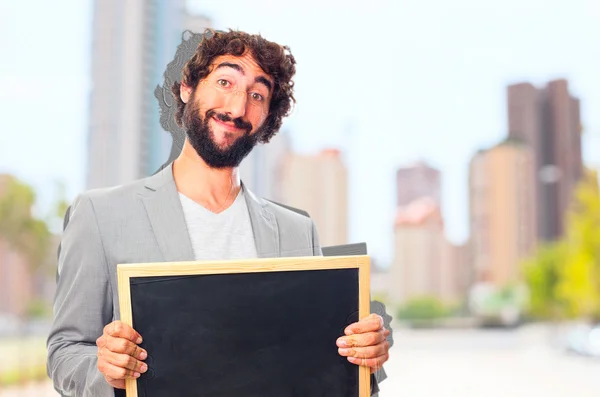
[522,242,566,319]
[486,284,527,311]
[0,364,48,387]
[397,296,450,321]
[557,169,600,320]
[0,176,51,270]
[0,337,48,386]
[25,298,52,319]
[523,169,600,321]
[372,292,390,306]
[46,180,70,234]
[0,175,68,318]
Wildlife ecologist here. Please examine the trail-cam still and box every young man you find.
[47,29,390,396]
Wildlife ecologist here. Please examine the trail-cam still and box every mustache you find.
[207,110,253,133]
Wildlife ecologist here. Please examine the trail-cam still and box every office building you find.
[469,139,536,286]
[389,198,445,304]
[278,148,349,247]
[86,1,212,189]
[507,79,583,241]
[396,161,441,207]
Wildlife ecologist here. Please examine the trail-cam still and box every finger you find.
[347,353,388,370]
[104,335,147,360]
[369,353,390,374]
[337,329,386,348]
[97,359,142,380]
[371,364,384,374]
[99,346,148,374]
[103,321,143,344]
[104,375,126,390]
[338,341,388,360]
[96,335,106,348]
[344,314,384,335]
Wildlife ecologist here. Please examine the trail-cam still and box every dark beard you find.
[182,105,261,168]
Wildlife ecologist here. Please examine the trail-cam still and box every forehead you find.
[208,53,273,83]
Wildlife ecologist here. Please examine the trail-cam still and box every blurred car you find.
[586,326,600,358]
[468,282,528,328]
[564,323,600,359]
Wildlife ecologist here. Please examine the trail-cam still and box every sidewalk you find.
[0,381,58,397]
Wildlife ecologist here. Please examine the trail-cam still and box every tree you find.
[397,296,449,321]
[522,241,567,320]
[556,169,600,320]
[0,175,51,270]
[0,175,58,384]
[522,169,600,321]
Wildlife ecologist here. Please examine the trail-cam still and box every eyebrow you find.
[255,76,272,93]
[215,62,244,74]
[215,62,273,93]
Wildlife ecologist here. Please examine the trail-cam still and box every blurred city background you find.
[1,0,600,395]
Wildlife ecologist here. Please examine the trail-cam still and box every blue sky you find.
[0,0,598,265]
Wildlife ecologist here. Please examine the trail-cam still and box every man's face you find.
[180,52,274,168]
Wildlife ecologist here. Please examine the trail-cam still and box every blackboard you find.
[117,255,371,397]
[322,242,367,258]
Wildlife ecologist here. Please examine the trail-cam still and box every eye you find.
[217,79,230,87]
[250,92,264,101]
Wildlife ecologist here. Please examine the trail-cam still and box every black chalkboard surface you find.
[117,255,371,397]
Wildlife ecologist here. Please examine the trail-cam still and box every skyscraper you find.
[396,161,441,207]
[388,197,468,306]
[390,198,445,304]
[442,241,470,304]
[468,139,536,286]
[507,79,583,241]
[148,11,213,177]
[86,1,212,189]
[278,148,349,246]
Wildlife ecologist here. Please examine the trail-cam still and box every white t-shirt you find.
[178,187,258,261]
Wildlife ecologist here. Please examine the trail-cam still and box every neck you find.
[172,139,242,207]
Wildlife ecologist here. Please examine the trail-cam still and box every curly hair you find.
[171,29,297,144]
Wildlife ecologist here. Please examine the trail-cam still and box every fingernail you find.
[134,372,140,378]
[338,348,351,355]
[337,338,348,347]
[139,351,147,360]
[347,357,357,364]
[136,337,143,344]
[141,364,148,373]
[345,329,354,335]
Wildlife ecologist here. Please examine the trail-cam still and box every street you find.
[377,323,600,396]
[2,323,600,396]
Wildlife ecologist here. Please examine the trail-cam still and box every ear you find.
[180,82,193,104]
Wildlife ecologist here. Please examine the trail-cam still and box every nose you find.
[224,90,247,119]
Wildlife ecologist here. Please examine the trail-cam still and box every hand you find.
[96,321,148,389]
[337,314,390,373]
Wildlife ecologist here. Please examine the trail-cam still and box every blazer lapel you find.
[242,183,281,258]
[139,164,195,262]
[139,164,280,261]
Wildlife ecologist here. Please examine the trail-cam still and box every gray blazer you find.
[47,163,380,396]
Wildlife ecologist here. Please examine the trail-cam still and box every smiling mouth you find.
[212,116,243,132]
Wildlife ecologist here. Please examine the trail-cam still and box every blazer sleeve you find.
[310,218,323,256]
[46,194,115,397]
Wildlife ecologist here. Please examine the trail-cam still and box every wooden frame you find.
[117,255,371,397]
